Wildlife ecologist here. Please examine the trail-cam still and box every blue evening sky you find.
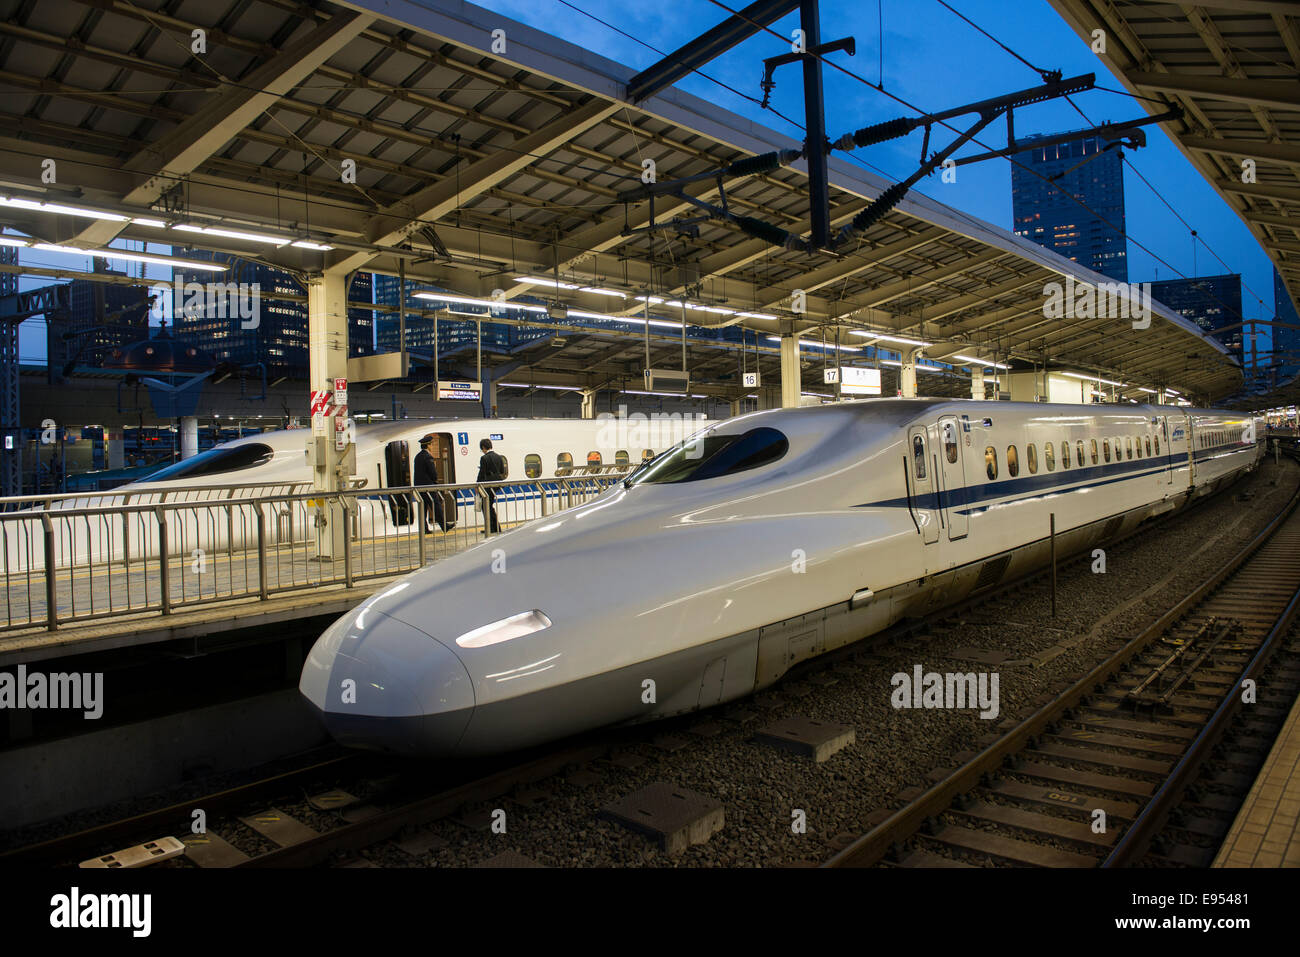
[479,0,1277,358]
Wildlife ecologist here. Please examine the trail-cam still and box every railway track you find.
[5,459,1293,869]
[825,471,1300,869]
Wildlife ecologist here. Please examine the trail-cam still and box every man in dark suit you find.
[414,434,446,532]
[477,438,506,533]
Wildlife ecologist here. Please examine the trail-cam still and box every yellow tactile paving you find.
[1213,686,1300,867]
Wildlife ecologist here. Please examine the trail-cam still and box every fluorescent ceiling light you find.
[513,276,581,290]
[131,217,167,228]
[765,336,861,353]
[849,330,932,347]
[173,223,291,246]
[413,292,548,313]
[291,240,334,251]
[0,235,29,247]
[498,382,581,391]
[579,287,627,298]
[621,389,709,398]
[735,311,779,320]
[881,359,946,372]
[952,354,1009,369]
[34,243,228,272]
[0,196,129,221]
[1061,371,1127,388]
[570,309,682,329]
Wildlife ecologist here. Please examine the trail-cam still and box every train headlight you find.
[455,610,553,649]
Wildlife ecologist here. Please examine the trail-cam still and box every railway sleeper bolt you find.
[982,771,1004,788]
[923,815,944,836]
[1003,754,1024,771]
[885,841,908,863]
[953,792,976,811]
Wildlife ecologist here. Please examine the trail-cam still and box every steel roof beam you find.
[72,9,374,247]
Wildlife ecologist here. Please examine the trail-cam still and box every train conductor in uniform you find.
[414,434,447,533]
[477,438,506,533]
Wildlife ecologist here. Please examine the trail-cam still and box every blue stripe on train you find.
[855,444,1256,515]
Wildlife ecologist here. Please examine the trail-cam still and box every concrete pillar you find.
[580,389,596,419]
[970,366,985,400]
[106,430,125,469]
[308,270,351,559]
[729,398,743,417]
[900,347,920,398]
[180,416,198,459]
[779,332,801,409]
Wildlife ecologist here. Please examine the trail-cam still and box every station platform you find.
[1213,685,1300,867]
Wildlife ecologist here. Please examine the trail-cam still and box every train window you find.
[1076,440,1085,467]
[524,454,542,479]
[615,450,630,466]
[146,442,273,481]
[630,427,789,485]
[587,451,602,466]
[1103,439,1111,463]
[1090,439,1099,464]
[1126,436,1133,460]
[642,448,655,462]
[1026,443,1038,474]
[912,435,927,479]
[1007,445,1019,478]
[1146,435,1152,456]
[1044,442,1056,471]
[1154,434,1160,455]
[942,421,958,463]
[1061,441,1070,468]
[985,446,998,480]
[557,452,573,473]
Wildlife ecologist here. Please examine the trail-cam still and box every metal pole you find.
[256,504,268,600]
[1050,512,1057,619]
[42,513,56,631]
[157,506,171,615]
[398,259,406,355]
[800,0,831,251]
[681,300,687,373]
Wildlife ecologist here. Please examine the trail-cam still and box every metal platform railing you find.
[0,471,628,632]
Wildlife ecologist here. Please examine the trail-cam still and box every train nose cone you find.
[300,608,475,755]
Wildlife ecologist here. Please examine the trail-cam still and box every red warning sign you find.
[310,390,330,416]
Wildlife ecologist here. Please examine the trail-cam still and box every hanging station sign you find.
[840,367,882,395]
[438,380,482,401]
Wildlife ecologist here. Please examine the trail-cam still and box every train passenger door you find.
[905,426,940,545]
[431,432,455,484]
[385,440,413,525]
[935,415,968,540]
[1158,416,1173,485]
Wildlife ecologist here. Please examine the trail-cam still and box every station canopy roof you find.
[0,0,1244,400]
[1050,0,1300,393]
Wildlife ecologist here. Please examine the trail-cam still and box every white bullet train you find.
[299,398,1266,757]
[1,415,710,573]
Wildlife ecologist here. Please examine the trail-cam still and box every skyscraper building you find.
[1273,268,1300,385]
[1011,133,1128,282]
[1150,273,1244,367]
[173,252,373,377]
